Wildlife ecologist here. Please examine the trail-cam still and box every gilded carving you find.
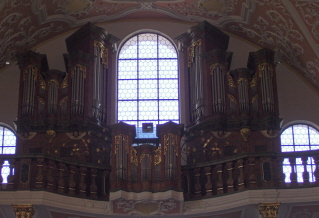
[258,63,273,78]
[39,74,46,90]
[240,128,251,142]
[237,77,248,84]
[154,147,161,165]
[164,133,178,156]
[71,64,86,78]
[23,65,37,82]
[131,147,138,166]
[94,40,109,69]
[250,74,257,87]
[260,129,280,138]
[228,94,237,103]
[258,202,280,218]
[203,136,212,147]
[46,130,56,143]
[17,132,37,140]
[60,96,68,106]
[13,204,35,218]
[66,131,86,140]
[212,131,231,139]
[38,96,45,105]
[114,134,129,154]
[48,79,59,87]
[187,39,202,67]
[140,153,151,163]
[226,72,236,88]
[61,76,68,89]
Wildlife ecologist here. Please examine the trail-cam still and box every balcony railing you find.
[1,150,319,201]
[181,150,319,200]
[0,154,110,200]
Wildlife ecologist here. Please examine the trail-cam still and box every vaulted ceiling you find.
[1,0,319,91]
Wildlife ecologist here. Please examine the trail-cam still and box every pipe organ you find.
[14,21,282,215]
[176,21,282,165]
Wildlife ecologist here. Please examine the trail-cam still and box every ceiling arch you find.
[1,0,319,91]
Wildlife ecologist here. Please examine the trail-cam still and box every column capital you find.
[12,204,35,218]
[258,202,280,218]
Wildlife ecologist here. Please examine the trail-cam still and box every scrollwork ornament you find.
[187,39,202,67]
[226,72,236,88]
[94,40,108,68]
[228,94,237,103]
[258,63,273,78]
[251,73,257,88]
[252,94,259,103]
[38,96,45,105]
[39,74,46,90]
[154,147,161,165]
[61,76,68,89]
[60,96,68,106]
[240,128,251,142]
[131,147,138,166]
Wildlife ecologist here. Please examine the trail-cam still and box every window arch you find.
[0,124,16,184]
[281,123,319,183]
[117,32,179,138]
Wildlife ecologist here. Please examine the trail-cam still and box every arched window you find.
[117,32,179,138]
[0,125,16,183]
[281,123,319,183]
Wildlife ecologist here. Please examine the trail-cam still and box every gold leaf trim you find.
[187,39,202,67]
[71,64,86,78]
[131,147,138,166]
[258,63,273,78]
[94,40,109,69]
[228,94,237,103]
[38,96,45,105]
[39,74,46,90]
[154,147,161,165]
[61,76,68,89]
[23,65,37,82]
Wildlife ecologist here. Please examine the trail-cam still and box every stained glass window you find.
[117,33,179,138]
[281,124,319,183]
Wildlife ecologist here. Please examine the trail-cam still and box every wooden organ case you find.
[176,21,282,164]
[15,23,118,166]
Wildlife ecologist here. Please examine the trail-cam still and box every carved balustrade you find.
[0,154,111,200]
[182,150,319,200]
[1,150,319,201]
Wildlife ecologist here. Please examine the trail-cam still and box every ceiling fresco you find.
[1,0,319,91]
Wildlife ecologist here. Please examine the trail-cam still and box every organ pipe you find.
[71,65,86,115]
[48,80,58,114]
[211,64,225,114]
[259,64,274,113]
[22,65,37,115]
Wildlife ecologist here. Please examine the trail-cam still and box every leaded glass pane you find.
[117,32,179,138]
[280,124,319,183]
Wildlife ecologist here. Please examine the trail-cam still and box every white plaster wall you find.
[0,19,319,130]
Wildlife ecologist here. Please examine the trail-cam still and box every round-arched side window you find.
[281,124,319,183]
